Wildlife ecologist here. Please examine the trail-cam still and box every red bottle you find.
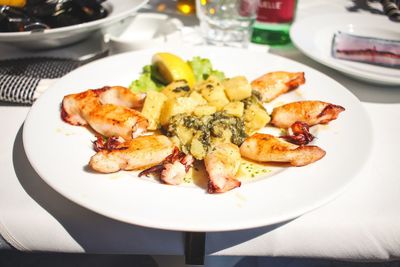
[251,0,297,45]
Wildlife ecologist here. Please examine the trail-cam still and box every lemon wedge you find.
[0,0,26,7]
[152,52,196,88]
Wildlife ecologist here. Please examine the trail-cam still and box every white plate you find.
[0,0,148,49]
[290,13,400,86]
[23,46,372,232]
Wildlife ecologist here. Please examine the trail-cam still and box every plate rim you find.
[290,13,400,86]
[22,45,373,232]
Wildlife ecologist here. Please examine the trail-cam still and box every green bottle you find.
[251,0,297,45]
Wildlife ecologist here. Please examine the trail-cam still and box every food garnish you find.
[188,56,225,82]
[151,52,196,88]
[129,65,164,93]
[129,54,225,93]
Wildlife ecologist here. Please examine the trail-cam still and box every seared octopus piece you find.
[89,135,174,173]
[270,100,345,129]
[240,133,326,167]
[204,143,241,193]
[61,86,147,140]
[251,71,305,102]
[139,147,194,185]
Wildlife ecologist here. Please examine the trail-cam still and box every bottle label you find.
[256,0,296,23]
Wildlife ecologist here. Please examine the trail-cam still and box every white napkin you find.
[206,103,400,261]
[0,106,184,253]
[1,103,400,261]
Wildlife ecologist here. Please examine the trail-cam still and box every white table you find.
[1,0,400,266]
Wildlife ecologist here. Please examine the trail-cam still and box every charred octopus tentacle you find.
[280,121,315,146]
[139,147,194,185]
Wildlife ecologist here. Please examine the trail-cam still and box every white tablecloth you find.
[206,103,400,260]
[0,0,400,263]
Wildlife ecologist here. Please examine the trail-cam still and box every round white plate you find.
[0,0,148,49]
[23,46,372,232]
[290,13,400,86]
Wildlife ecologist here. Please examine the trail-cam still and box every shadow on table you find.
[12,125,184,254]
[205,221,290,255]
[12,125,290,255]
[0,250,157,267]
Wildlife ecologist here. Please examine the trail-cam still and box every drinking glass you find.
[196,0,258,48]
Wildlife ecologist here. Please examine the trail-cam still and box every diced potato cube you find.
[189,91,208,106]
[211,129,232,145]
[222,76,252,101]
[244,103,271,134]
[190,132,207,160]
[161,80,190,99]
[193,105,217,116]
[223,101,244,117]
[141,91,167,130]
[193,76,220,92]
[200,83,230,110]
[210,123,233,145]
[175,125,194,146]
[159,97,199,125]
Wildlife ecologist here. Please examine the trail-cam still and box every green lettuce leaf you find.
[129,65,164,93]
[188,56,225,82]
[129,56,225,93]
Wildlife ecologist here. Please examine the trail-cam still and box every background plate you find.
[23,46,372,232]
[290,13,400,86]
[0,0,148,49]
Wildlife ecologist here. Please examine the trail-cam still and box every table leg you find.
[185,232,205,266]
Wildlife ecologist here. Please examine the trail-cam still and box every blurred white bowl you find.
[0,0,148,50]
[107,13,183,53]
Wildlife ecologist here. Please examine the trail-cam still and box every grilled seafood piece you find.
[85,104,148,141]
[205,143,241,193]
[62,86,147,140]
[93,135,125,152]
[139,147,194,185]
[270,100,345,129]
[280,121,315,145]
[97,86,144,109]
[89,135,174,173]
[251,71,305,102]
[240,133,326,167]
